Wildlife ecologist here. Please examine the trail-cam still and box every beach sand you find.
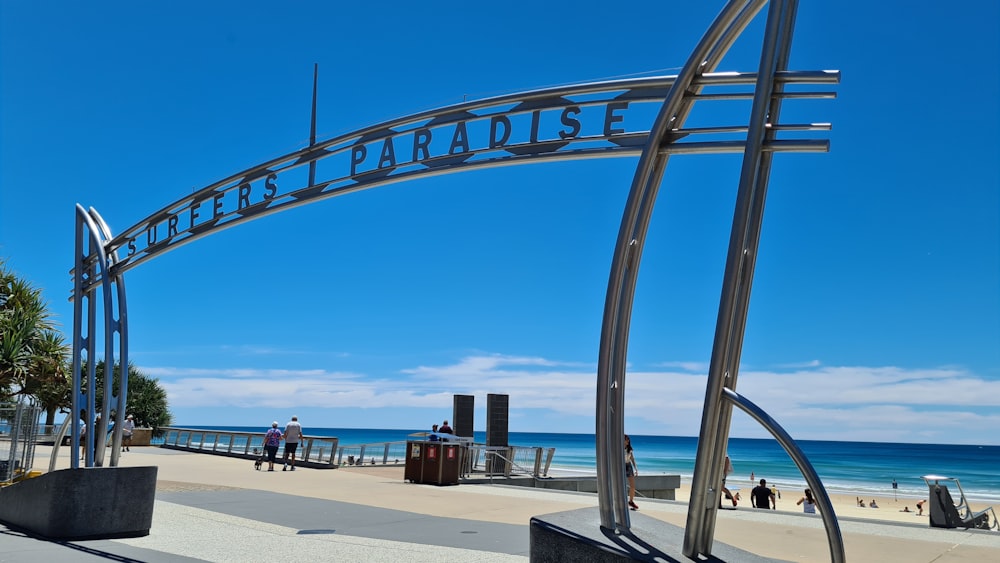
[349,465,995,527]
[672,480,995,526]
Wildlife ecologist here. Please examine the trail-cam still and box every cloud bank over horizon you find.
[144,353,1000,446]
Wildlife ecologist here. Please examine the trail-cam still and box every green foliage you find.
[2,259,172,435]
[0,260,61,402]
[91,360,173,437]
[27,330,71,426]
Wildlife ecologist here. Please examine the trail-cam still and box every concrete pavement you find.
[0,446,997,562]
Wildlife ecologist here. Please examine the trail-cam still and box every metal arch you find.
[88,207,130,467]
[74,69,836,289]
[595,0,769,533]
[63,1,843,557]
[684,1,838,559]
[62,204,129,470]
[594,1,844,561]
[688,0,788,554]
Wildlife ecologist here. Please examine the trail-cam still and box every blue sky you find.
[2,1,998,445]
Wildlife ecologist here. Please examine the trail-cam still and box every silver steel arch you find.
[63,205,129,470]
[79,68,835,291]
[68,0,841,558]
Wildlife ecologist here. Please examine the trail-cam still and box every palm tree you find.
[27,330,71,428]
[90,360,173,437]
[0,262,56,400]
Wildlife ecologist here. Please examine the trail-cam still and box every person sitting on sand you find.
[900,506,911,513]
[857,497,865,507]
[869,499,879,508]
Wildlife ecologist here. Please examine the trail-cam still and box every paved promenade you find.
[1,446,998,562]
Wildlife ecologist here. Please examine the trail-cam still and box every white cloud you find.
[142,356,1000,445]
[655,361,709,372]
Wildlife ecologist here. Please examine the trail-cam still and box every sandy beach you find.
[15,445,1000,562]
[669,480,995,526]
[346,465,995,527]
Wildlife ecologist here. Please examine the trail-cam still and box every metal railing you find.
[335,440,555,479]
[156,428,556,478]
[159,427,339,467]
[337,441,409,466]
[461,444,555,478]
[0,398,42,483]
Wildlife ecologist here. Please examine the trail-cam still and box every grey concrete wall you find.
[465,474,681,500]
[530,475,680,500]
[0,466,157,540]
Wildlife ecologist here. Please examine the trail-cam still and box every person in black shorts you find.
[282,416,303,471]
[263,422,282,472]
[625,435,639,510]
[751,478,775,509]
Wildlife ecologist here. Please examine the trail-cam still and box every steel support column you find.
[595,0,767,533]
[62,205,129,469]
[684,0,796,555]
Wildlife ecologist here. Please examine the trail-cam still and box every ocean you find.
[185,426,1000,502]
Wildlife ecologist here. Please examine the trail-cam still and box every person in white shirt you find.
[121,414,135,452]
[282,416,304,471]
[797,488,817,514]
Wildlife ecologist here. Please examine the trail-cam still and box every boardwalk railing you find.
[158,428,555,478]
[338,440,555,479]
[159,427,339,468]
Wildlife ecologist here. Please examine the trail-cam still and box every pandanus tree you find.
[89,360,173,437]
[1,260,73,429]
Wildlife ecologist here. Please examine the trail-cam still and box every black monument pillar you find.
[452,394,474,438]
[486,393,509,446]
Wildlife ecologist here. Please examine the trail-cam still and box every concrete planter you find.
[0,466,157,540]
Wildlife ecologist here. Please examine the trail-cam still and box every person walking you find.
[282,416,303,471]
[79,413,88,460]
[263,421,282,472]
[751,479,775,509]
[121,414,135,452]
[625,435,639,510]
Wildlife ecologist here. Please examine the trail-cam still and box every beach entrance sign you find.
[67,0,840,559]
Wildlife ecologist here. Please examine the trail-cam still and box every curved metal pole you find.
[69,210,85,470]
[48,416,73,473]
[90,207,128,467]
[722,388,846,563]
[69,206,101,469]
[685,0,802,556]
[698,0,801,552]
[595,0,764,531]
[68,204,117,468]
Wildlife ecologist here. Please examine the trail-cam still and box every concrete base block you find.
[530,507,789,562]
[0,466,157,540]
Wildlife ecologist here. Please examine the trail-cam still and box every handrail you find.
[155,429,554,479]
[158,427,339,468]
